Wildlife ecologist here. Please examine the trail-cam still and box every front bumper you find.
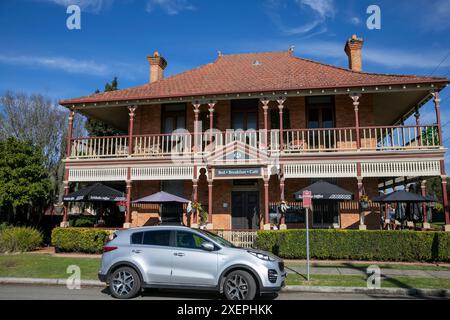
[98,272,108,283]
[260,271,286,294]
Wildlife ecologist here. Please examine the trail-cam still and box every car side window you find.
[131,231,143,244]
[142,230,171,247]
[176,231,208,249]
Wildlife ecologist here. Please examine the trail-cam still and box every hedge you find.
[51,228,112,254]
[0,226,43,253]
[255,229,450,262]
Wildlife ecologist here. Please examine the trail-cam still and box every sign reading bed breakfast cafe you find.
[215,167,261,178]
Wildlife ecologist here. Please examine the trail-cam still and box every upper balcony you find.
[67,124,442,161]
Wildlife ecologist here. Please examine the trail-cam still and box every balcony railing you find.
[68,125,441,159]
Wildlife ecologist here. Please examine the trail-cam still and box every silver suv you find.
[98,226,286,300]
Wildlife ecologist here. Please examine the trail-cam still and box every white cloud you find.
[0,54,109,75]
[43,0,114,13]
[295,40,450,70]
[349,16,361,25]
[265,0,335,36]
[145,0,195,15]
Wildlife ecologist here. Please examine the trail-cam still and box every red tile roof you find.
[60,51,449,105]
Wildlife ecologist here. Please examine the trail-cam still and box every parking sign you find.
[303,190,312,208]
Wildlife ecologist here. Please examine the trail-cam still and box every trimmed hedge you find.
[255,229,450,262]
[51,228,111,254]
[0,226,43,253]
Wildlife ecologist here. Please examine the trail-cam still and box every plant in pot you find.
[192,201,208,229]
[359,195,370,210]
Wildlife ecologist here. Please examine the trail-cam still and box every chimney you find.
[344,34,364,72]
[147,51,167,83]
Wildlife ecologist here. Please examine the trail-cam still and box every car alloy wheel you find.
[226,274,250,300]
[112,270,135,296]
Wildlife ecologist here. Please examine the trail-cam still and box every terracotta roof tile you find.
[60,51,449,105]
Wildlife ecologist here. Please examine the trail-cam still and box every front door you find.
[312,201,339,228]
[231,191,260,230]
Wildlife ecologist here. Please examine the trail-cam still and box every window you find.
[142,230,171,247]
[130,231,143,244]
[176,231,208,249]
[162,103,186,134]
[306,96,335,129]
[231,99,258,130]
[270,108,290,130]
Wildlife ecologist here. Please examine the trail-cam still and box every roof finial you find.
[288,45,295,53]
[217,50,223,57]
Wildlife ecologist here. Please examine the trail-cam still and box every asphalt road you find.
[0,284,438,300]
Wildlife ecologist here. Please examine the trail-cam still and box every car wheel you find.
[109,267,141,299]
[223,270,257,300]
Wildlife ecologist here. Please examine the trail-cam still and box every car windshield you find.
[197,230,236,248]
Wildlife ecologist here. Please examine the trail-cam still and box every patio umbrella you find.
[294,180,353,201]
[63,183,125,202]
[133,191,190,204]
[372,190,431,203]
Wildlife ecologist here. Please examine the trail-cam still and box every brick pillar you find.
[124,167,132,228]
[128,106,137,156]
[350,94,361,150]
[277,97,286,151]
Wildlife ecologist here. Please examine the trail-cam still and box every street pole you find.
[306,207,310,281]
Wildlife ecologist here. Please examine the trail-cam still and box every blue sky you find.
[1,0,450,165]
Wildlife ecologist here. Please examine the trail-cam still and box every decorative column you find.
[421,179,430,229]
[128,106,137,156]
[208,101,216,148]
[415,107,422,146]
[207,178,214,230]
[124,168,132,228]
[356,162,366,230]
[441,159,450,231]
[263,177,270,230]
[61,109,75,228]
[432,91,443,145]
[189,178,198,228]
[192,102,201,153]
[350,94,361,150]
[260,99,270,150]
[277,97,286,151]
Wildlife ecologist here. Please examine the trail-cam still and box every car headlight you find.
[247,251,275,261]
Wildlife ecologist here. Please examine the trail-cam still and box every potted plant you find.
[359,195,369,210]
[192,201,208,228]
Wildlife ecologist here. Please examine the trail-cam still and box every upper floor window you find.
[162,103,186,134]
[231,99,258,130]
[306,96,335,129]
[270,108,290,130]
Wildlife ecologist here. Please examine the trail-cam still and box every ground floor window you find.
[312,200,339,228]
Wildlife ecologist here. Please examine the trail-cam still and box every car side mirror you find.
[201,242,215,251]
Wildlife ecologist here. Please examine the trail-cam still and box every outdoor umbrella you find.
[294,180,353,201]
[372,190,431,203]
[133,191,190,204]
[63,183,125,202]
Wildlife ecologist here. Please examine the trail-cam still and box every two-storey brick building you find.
[60,35,450,231]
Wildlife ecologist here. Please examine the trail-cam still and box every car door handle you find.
[132,249,141,254]
[174,252,185,256]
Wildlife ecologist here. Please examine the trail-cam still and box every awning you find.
[63,183,125,202]
[372,190,432,203]
[133,191,190,204]
[294,180,353,201]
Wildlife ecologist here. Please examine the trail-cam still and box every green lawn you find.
[285,261,450,272]
[285,274,450,290]
[0,254,100,280]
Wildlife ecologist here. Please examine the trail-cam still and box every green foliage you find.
[72,217,96,228]
[0,226,43,253]
[51,228,111,253]
[0,137,51,211]
[255,229,450,262]
[421,126,440,146]
[85,77,125,137]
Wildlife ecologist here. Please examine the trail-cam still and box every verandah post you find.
[350,94,361,150]
[61,108,75,227]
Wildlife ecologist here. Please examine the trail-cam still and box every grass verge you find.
[285,261,450,271]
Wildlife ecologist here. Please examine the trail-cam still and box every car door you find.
[130,230,175,284]
[171,230,218,286]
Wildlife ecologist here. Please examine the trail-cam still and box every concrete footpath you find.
[285,266,450,279]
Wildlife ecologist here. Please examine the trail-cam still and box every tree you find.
[421,126,439,146]
[0,137,52,224]
[85,77,125,137]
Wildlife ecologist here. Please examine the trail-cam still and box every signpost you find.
[302,190,312,281]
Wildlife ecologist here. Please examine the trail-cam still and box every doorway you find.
[231,191,260,230]
[312,200,339,228]
[160,181,184,225]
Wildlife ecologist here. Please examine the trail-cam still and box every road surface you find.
[0,284,441,300]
